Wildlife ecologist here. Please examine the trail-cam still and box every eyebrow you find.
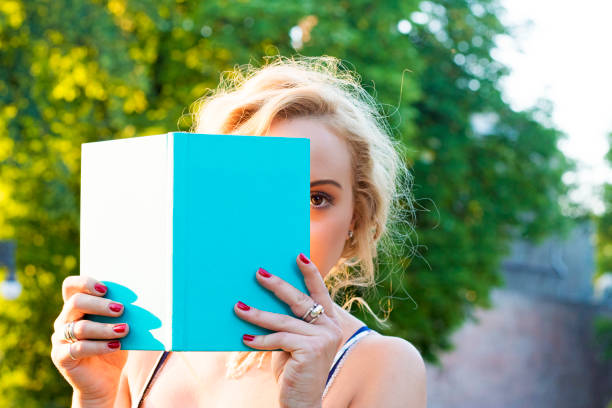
[310,179,343,189]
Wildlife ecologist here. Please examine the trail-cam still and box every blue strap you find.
[325,325,371,385]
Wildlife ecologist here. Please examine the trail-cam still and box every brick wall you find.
[425,289,612,408]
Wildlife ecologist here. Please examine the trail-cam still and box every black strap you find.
[137,351,170,407]
[137,326,371,405]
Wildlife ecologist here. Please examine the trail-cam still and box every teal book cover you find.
[80,132,310,351]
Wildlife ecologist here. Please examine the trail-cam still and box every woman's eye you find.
[311,192,333,208]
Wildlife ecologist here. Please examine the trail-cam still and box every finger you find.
[295,253,336,317]
[53,320,129,342]
[55,293,124,330]
[242,331,306,352]
[233,301,318,336]
[56,340,122,367]
[241,330,340,361]
[62,275,108,302]
[255,267,323,322]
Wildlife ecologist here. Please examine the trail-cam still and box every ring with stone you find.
[301,302,324,323]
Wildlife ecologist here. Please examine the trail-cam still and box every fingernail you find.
[243,334,255,342]
[237,301,250,311]
[108,340,120,349]
[299,253,310,264]
[113,324,127,333]
[94,283,107,294]
[258,267,272,278]
[109,302,123,312]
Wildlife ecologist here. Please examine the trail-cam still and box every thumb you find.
[271,351,291,384]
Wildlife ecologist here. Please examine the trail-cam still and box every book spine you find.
[165,132,174,351]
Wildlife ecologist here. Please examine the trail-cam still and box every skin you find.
[266,118,358,279]
[50,117,427,408]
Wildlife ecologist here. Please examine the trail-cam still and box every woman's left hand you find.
[233,252,344,408]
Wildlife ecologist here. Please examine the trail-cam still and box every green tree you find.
[0,0,575,405]
[303,0,576,361]
[594,132,612,365]
[596,133,612,281]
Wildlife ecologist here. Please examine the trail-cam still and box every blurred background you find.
[1,0,611,407]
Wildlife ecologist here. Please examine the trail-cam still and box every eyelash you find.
[311,191,334,209]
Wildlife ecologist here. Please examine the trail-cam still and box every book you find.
[80,132,310,351]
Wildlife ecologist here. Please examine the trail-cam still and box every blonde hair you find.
[185,55,417,380]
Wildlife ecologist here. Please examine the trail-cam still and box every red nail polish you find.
[113,324,127,333]
[237,301,250,311]
[94,283,107,294]
[243,334,255,342]
[299,253,310,264]
[108,340,120,349]
[109,302,123,312]
[258,268,272,278]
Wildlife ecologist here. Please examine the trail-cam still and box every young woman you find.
[51,56,427,408]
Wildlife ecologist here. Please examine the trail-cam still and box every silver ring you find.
[301,302,324,323]
[68,342,78,360]
[63,321,78,344]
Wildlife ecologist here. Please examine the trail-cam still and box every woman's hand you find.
[233,253,344,408]
[50,276,130,407]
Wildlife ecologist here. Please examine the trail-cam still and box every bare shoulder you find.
[354,333,426,378]
[347,333,427,408]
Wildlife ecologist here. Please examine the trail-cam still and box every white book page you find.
[80,134,172,349]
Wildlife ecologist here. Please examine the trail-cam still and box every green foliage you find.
[594,132,612,367]
[340,1,575,362]
[0,0,575,405]
[596,133,612,280]
[594,315,612,361]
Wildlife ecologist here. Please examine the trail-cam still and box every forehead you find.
[266,117,352,183]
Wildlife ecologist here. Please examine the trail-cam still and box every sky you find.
[492,0,612,215]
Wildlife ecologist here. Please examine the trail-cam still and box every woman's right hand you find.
[51,275,130,406]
